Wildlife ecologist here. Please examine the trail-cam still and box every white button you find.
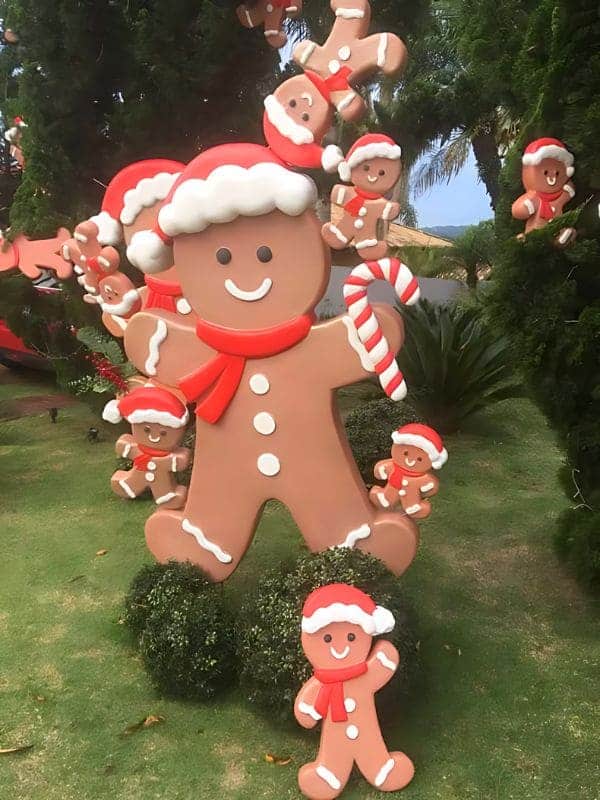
[338,45,351,61]
[249,373,270,395]
[344,698,356,713]
[399,490,406,497]
[257,453,280,476]
[354,219,364,229]
[329,59,341,74]
[145,472,155,482]
[253,412,276,435]
[148,461,157,471]
[359,207,368,217]
[176,297,192,315]
[402,479,408,487]
[346,724,359,740]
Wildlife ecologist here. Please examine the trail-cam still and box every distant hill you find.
[423,225,469,240]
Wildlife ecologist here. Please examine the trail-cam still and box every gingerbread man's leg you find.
[111,468,148,500]
[322,211,357,250]
[149,473,187,511]
[298,750,354,800]
[403,498,431,520]
[144,440,266,582]
[368,483,399,510]
[280,427,419,576]
[355,730,414,792]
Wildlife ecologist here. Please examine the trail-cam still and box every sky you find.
[412,147,494,228]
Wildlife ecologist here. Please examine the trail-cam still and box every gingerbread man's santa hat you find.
[338,133,401,183]
[90,160,185,246]
[302,583,395,635]
[127,143,318,274]
[102,386,189,428]
[392,423,448,470]
[4,115,27,144]
[522,138,575,177]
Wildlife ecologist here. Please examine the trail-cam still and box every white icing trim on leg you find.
[376,651,397,671]
[119,479,136,499]
[355,238,379,249]
[524,198,535,216]
[298,702,322,721]
[339,523,371,548]
[182,518,233,564]
[405,504,421,516]
[377,33,388,67]
[342,316,375,372]
[316,765,342,791]
[375,757,395,788]
[375,490,390,508]
[155,491,177,505]
[328,223,350,245]
[145,319,168,376]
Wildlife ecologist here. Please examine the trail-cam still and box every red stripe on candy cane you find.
[343,257,420,400]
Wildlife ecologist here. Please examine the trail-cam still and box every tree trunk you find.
[471,130,502,211]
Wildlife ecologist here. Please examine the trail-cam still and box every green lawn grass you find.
[0,367,598,800]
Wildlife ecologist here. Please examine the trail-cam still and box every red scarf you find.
[179,315,313,424]
[313,663,368,722]
[388,463,423,489]
[86,256,105,277]
[133,445,169,471]
[144,275,182,313]
[536,189,563,221]
[344,188,382,217]
[306,67,353,103]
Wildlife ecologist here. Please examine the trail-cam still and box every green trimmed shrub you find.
[345,397,422,483]
[124,562,236,700]
[236,548,417,719]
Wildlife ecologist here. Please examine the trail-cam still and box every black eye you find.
[555,171,559,176]
[289,99,297,108]
[417,457,422,462]
[257,245,272,263]
[144,426,150,433]
[216,247,232,265]
[347,633,356,642]
[363,164,370,172]
[404,450,408,456]
[302,112,309,122]
[160,430,167,437]
[378,169,386,176]
[544,170,548,176]
[324,634,332,643]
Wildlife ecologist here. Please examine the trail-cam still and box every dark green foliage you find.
[488,0,600,590]
[236,548,417,719]
[124,561,236,700]
[398,300,524,433]
[345,397,422,482]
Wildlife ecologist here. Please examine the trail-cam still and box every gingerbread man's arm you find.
[306,303,404,389]
[330,184,356,208]
[562,181,576,203]
[294,677,323,729]
[512,191,538,220]
[124,310,211,388]
[374,458,394,482]
[171,447,191,472]
[366,640,400,692]
[115,434,139,460]
[419,473,439,497]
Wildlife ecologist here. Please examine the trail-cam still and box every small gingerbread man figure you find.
[237,0,303,49]
[322,134,401,260]
[512,137,576,246]
[102,387,190,509]
[62,220,120,297]
[295,583,414,798]
[370,423,447,520]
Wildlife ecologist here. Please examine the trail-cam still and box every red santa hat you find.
[522,138,575,177]
[391,423,448,470]
[4,116,28,144]
[89,159,184,246]
[102,386,189,428]
[13,116,27,128]
[338,133,401,183]
[301,583,395,636]
[127,143,319,274]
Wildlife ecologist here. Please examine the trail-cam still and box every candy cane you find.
[343,257,420,400]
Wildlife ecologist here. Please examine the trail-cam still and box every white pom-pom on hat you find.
[127,229,173,274]
[338,160,351,183]
[102,399,123,424]
[89,210,123,246]
[321,144,345,174]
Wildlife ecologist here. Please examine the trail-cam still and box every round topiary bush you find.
[345,397,422,483]
[124,561,236,700]
[236,548,418,719]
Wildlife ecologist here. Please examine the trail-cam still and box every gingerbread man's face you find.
[523,159,569,194]
[174,210,330,329]
[98,273,141,317]
[272,76,334,143]
[391,443,432,474]
[131,421,183,451]
[351,156,401,195]
[301,622,372,670]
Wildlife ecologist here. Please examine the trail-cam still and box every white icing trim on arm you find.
[144,319,168,376]
[298,702,322,721]
[376,650,398,672]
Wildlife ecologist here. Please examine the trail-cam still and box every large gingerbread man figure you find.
[263,0,407,170]
[369,423,447,520]
[512,137,576,245]
[102,386,190,509]
[236,0,303,49]
[123,142,420,582]
[295,584,414,798]
[322,133,402,260]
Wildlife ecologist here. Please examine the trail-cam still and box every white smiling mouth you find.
[546,175,557,186]
[224,277,273,302]
[330,645,350,660]
[405,457,417,467]
[367,175,379,183]
[148,434,161,444]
